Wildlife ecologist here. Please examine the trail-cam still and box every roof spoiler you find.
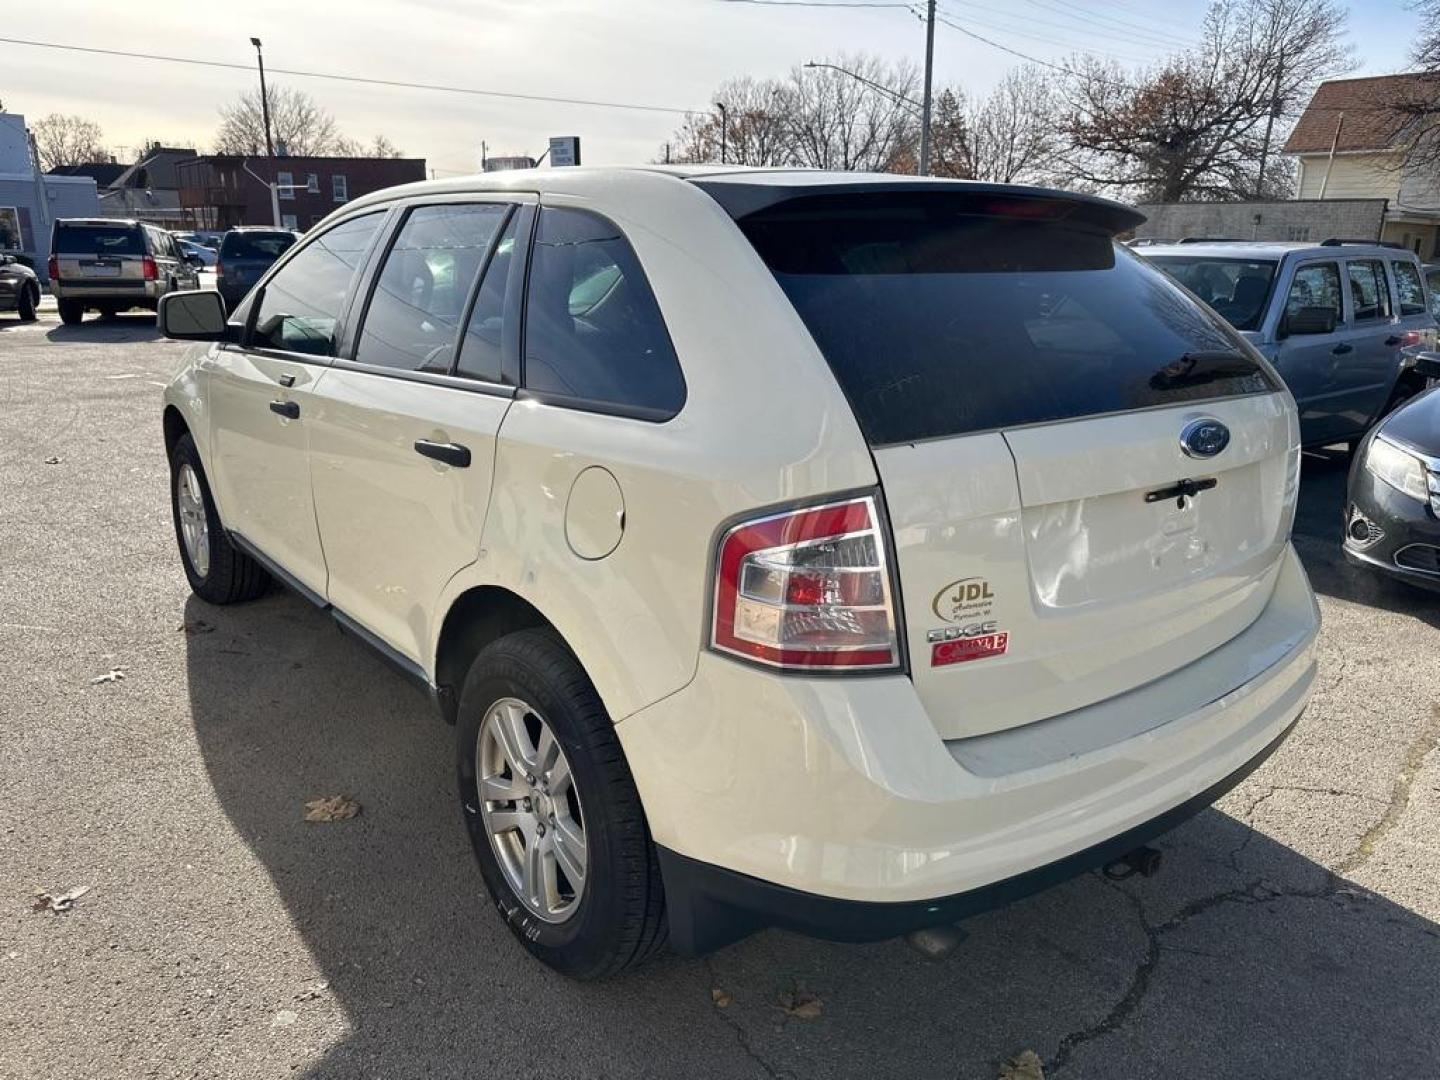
[694,180,1146,236]
[1320,238,1408,249]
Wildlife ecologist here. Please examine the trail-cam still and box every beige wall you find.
[1297,153,1401,200]
[1382,221,1439,259]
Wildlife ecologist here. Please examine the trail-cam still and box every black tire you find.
[168,432,270,604]
[456,629,667,979]
[17,285,37,321]
[57,298,83,325]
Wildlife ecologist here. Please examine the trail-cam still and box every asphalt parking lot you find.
[3,301,1438,1080]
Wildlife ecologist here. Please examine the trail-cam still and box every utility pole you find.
[919,0,936,176]
[717,102,728,165]
[1255,50,1283,197]
[250,37,274,158]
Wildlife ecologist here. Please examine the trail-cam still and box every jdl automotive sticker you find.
[927,576,1010,667]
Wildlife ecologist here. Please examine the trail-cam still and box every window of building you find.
[353,203,510,372]
[332,174,349,203]
[522,206,685,417]
[1392,260,1427,316]
[456,212,523,384]
[1285,225,1311,242]
[1284,262,1343,328]
[250,211,385,356]
[307,173,320,194]
[1347,259,1392,321]
[277,170,295,200]
[281,214,299,231]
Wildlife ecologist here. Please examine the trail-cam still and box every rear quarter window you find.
[732,192,1279,445]
[1392,260,1427,317]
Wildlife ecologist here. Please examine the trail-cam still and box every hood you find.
[1378,384,1440,456]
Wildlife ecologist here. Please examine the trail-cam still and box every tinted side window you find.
[1347,259,1392,321]
[251,212,385,356]
[1285,262,1342,325]
[354,203,509,373]
[456,211,522,383]
[523,207,685,416]
[1392,260,1427,316]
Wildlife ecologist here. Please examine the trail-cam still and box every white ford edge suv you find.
[159,167,1321,979]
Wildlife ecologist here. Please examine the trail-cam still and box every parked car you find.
[0,252,40,320]
[174,230,224,251]
[1425,264,1440,318]
[158,168,1320,979]
[1141,240,1438,448]
[176,238,217,269]
[48,218,201,324]
[1344,356,1440,591]
[215,227,298,312]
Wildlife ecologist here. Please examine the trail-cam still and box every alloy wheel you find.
[176,463,210,577]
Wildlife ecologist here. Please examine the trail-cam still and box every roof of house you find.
[113,147,198,190]
[1284,72,1440,155]
[47,162,127,187]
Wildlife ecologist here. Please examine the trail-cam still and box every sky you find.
[0,0,1425,175]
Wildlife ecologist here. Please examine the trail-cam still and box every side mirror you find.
[1411,350,1440,380]
[158,290,230,341]
[1282,305,1337,337]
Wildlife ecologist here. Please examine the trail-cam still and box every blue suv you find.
[1141,240,1438,448]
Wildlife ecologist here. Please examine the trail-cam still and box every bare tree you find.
[966,66,1060,185]
[1059,0,1349,201]
[333,133,406,158]
[661,54,918,173]
[1386,3,1440,173]
[31,114,109,170]
[215,85,341,156]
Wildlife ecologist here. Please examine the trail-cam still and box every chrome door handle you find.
[413,439,471,468]
[269,400,300,419]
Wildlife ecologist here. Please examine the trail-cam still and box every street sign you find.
[549,136,581,167]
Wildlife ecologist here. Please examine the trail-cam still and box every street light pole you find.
[919,0,936,176]
[717,101,728,165]
[250,37,275,158]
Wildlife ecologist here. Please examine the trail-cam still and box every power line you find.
[933,4,1157,65]
[715,0,913,6]
[1012,0,1196,51]
[0,36,699,116]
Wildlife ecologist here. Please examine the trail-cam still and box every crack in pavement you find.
[702,957,782,1080]
[1048,707,1440,1075]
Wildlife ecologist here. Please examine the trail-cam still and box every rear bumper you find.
[619,545,1319,953]
[52,281,161,302]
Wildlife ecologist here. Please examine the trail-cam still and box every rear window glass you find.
[221,231,297,259]
[1392,260,1427,316]
[735,194,1278,445]
[54,224,142,255]
[1145,257,1277,331]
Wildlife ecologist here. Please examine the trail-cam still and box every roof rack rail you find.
[1319,238,1407,249]
[1177,237,1247,243]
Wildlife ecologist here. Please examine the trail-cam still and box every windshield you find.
[735,193,1278,445]
[1145,256,1278,332]
[221,232,297,260]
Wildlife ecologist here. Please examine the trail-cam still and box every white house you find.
[1284,73,1440,258]
[0,113,100,281]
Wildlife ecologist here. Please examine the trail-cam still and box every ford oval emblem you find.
[1180,418,1230,459]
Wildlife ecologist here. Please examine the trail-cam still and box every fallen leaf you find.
[43,456,62,465]
[779,989,822,1020]
[177,619,214,636]
[89,668,125,685]
[32,885,91,914]
[999,1050,1045,1080]
[711,988,733,1009]
[304,795,361,823]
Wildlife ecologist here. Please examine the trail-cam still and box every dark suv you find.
[216,228,299,312]
[49,218,201,324]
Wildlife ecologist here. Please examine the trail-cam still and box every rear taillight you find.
[142,256,158,281]
[1398,330,1424,348]
[47,254,58,281]
[710,494,901,671]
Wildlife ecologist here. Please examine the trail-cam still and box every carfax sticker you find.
[932,632,1010,667]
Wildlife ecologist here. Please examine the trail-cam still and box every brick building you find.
[176,154,426,231]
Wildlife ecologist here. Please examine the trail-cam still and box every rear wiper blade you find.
[1148,350,1256,391]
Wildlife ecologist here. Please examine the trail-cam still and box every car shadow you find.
[1293,446,1439,630]
[45,313,160,343]
[185,578,1440,1077]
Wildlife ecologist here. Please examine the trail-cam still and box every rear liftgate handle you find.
[1332,343,1354,355]
[414,439,471,468]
